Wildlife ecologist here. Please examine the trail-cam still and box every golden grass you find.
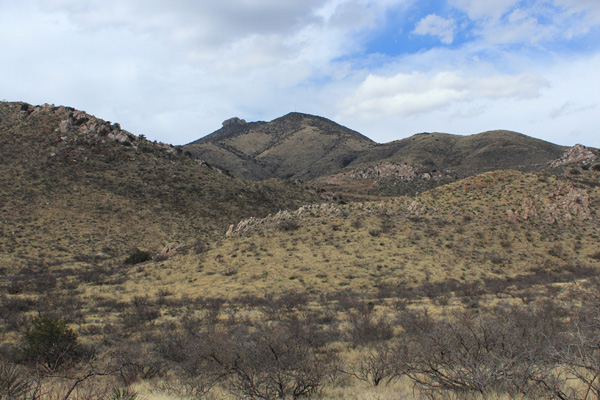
[96,170,599,301]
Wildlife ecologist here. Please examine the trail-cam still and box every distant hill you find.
[0,102,321,270]
[184,115,567,191]
[349,130,566,176]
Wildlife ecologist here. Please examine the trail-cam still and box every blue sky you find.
[1,0,599,147]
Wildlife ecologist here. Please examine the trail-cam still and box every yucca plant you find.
[0,363,30,399]
[110,387,141,400]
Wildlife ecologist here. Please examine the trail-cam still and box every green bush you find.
[20,315,79,369]
[124,248,152,265]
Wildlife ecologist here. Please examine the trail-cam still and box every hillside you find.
[0,102,322,271]
[121,168,600,299]
[184,115,567,194]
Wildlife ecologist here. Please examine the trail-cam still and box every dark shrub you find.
[278,218,300,231]
[124,248,152,265]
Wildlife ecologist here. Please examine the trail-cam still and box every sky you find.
[1,0,599,147]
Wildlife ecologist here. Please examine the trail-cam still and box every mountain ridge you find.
[183,113,570,195]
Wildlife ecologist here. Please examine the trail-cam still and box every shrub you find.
[224,322,338,399]
[124,248,152,265]
[0,363,30,398]
[20,315,79,369]
[110,387,140,400]
[347,303,393,346]
[277,218,300,232]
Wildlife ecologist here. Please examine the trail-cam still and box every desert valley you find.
[1,101,600,399]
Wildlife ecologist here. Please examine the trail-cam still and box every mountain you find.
[0,102,321,271]
[184,115,567,192]
[184,112,376,180]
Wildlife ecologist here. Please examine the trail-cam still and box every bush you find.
[20,315,79,369]
[224,322,338,399]
[124,248,152,265]
[347,303,393,346]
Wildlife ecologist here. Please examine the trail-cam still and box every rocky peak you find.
[222,117,246,127]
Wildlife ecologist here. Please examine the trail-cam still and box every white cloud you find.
[339,71,549,120]
[413,14,456,44]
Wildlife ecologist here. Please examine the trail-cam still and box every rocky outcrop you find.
[226,203,341,236]
[350,162,418,180]
[18,102,178,154]
[549,144,597,168]
[507,183,592,224]
[222,117,246,127]
[324,162,452,185]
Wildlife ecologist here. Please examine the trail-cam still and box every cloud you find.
[339,71,549,120]
[553,0,600,26]
[1,0,598,148]
[448,0,600,46]
[413,14,456,44]
[449,0,519,20]
[549,101,597,119]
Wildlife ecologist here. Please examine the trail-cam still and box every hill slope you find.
[0,102,321,271]
[107,168,600,299]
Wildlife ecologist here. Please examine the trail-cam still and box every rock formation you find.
[222,117,246,127]
[549,144,598,168]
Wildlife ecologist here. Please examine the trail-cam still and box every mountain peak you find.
[185,113,375,180]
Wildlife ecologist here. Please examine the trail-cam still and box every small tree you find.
[21,314,79,370]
